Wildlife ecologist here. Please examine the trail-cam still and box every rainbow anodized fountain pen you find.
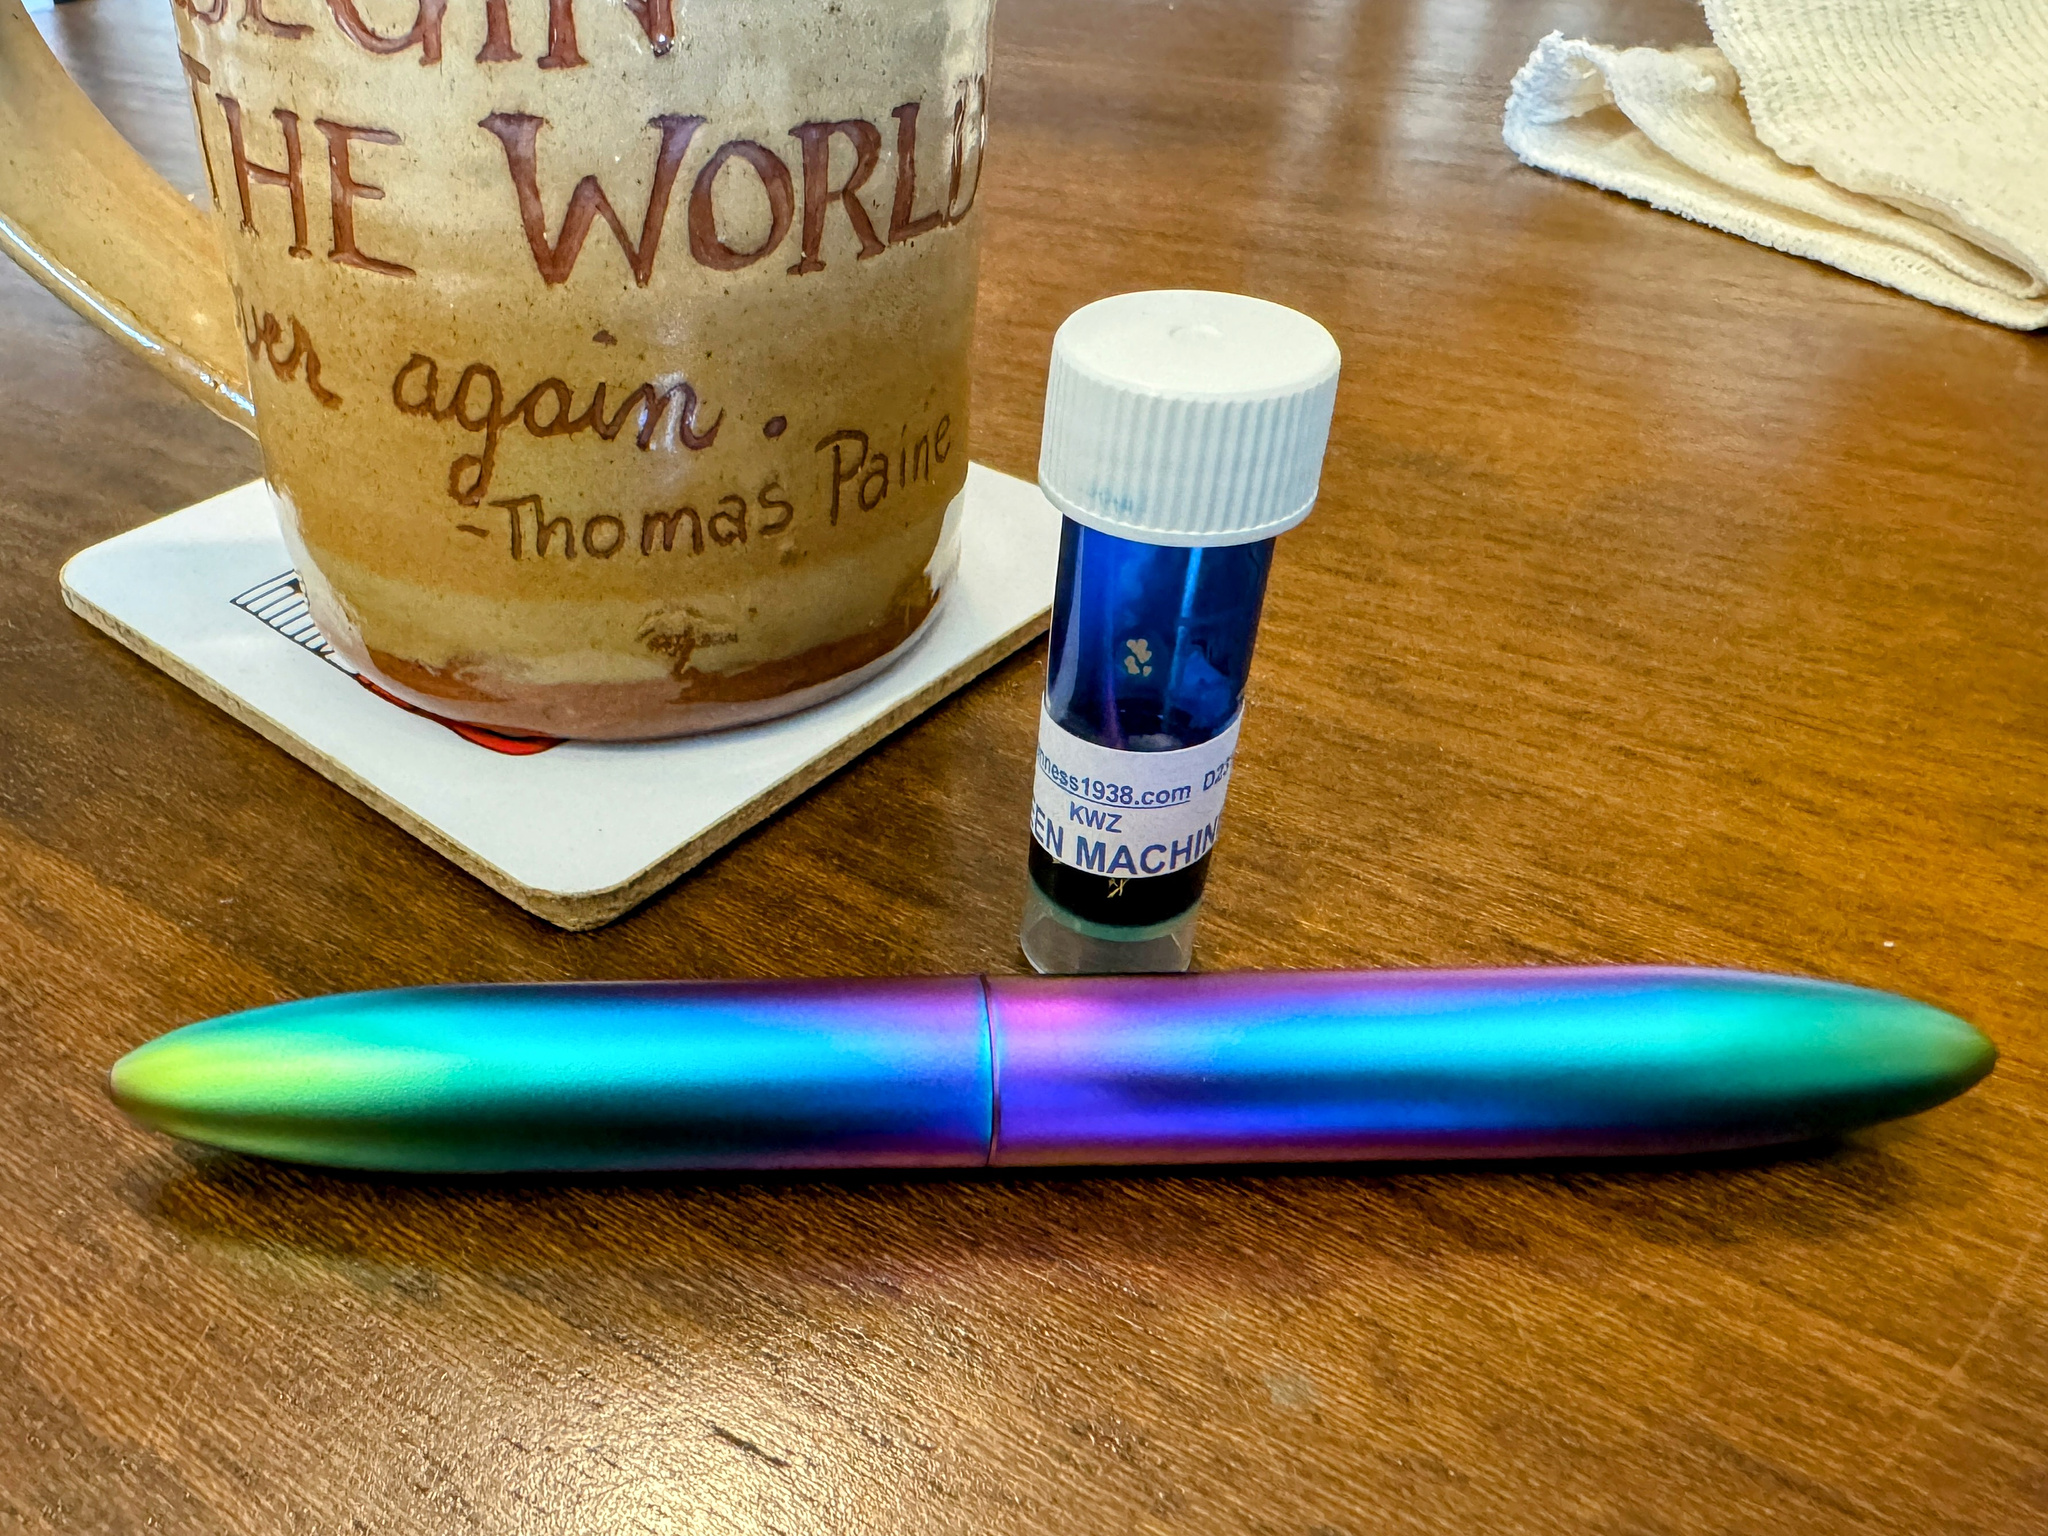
[107,968,1995,1173]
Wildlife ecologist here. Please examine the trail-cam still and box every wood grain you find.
[3,0,2045,1530]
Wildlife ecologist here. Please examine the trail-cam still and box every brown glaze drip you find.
[355,577,940,739]
[362,647,513,703]
[661,574,935,704]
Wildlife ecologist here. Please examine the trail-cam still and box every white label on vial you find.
[1029,702,1243,879]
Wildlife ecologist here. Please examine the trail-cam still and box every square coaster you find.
[60,463,1060,929]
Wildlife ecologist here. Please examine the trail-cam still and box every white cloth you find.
[1502,1,2048,330]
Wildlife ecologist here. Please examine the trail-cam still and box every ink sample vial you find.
[1018,290,1341,974]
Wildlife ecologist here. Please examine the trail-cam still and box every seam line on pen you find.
[980,974,1000,1168]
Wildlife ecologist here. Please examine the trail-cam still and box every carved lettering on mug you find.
[242,0,311,41]
[393,353,725,505]
[689,139,794,272]
[620,0,675,57]
[174,54,227,211]
[814,415,951,525]
[944,75,988,224]
[480,113,704,287]
[475,481,791,560]
[194,88,415,276]
[217,95,312,257]
[474,84,986,287]
[786,119,886,275]
[174,13,986,287]
[236,293,342,406]
[322,0,446,65]
[534,0,587,69]
[180,0,316,30]
[638,502,701,555]
[316,119,414,276]
[191,0,676,66]
[888,102,944,244]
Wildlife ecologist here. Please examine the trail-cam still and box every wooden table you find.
[6,0,2045,1529]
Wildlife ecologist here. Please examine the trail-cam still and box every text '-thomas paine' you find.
[469,417,953,561]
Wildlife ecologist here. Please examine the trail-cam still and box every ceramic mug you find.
[0,0,991,738]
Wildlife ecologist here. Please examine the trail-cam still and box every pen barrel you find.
[985,968,1993,1164]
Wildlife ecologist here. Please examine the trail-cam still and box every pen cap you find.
[1037,290,1342,547]
[108,978,994,1174]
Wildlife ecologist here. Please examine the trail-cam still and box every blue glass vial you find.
[1025,523,1273,939]
[1018,289,1340,972]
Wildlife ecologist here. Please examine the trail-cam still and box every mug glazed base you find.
[337,586,952,742]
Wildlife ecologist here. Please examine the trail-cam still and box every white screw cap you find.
[1037,290,1341,548]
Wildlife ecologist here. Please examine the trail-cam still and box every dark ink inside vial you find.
[1028,520,1274,930]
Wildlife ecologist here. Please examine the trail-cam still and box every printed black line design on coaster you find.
[229,570,561,756]
[231,571,354,674]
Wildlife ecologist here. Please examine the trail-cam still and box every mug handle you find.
[0,0,253,431]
